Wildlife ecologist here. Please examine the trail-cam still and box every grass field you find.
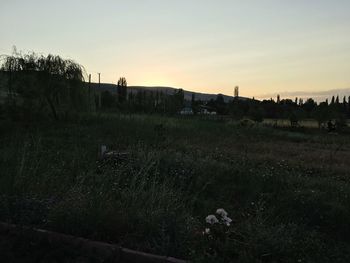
[263,118,350,129]
[1,114,350,262]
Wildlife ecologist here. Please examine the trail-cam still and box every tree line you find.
[1,50,349,129]
[100,84,185,115]
[226,95,350,129]
[101,83,350,129]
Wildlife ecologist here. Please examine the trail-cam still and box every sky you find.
[0,0,349,99]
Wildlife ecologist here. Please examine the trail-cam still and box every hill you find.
[89,83,248,102]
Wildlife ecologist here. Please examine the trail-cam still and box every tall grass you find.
[1,114,350,261]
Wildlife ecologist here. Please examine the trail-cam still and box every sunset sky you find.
[1,0,349,99]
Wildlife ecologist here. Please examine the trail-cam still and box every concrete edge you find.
[0,222,187,263]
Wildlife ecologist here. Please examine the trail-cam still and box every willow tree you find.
[0,51,88,120]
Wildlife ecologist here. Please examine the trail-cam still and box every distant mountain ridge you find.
[89,83,248,102]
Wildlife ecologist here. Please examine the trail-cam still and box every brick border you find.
[0,222,186,263]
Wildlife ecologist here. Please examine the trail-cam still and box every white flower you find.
[202,228,211,235]
[223,216,232,226]
[216,208,228,218]
[205,215,219,225]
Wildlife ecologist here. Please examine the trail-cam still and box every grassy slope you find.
[0,114,350,262]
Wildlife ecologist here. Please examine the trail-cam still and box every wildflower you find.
[223,216,232,226]
[206,215,219,225]
[202,228,210,235]
[216,208,228,218]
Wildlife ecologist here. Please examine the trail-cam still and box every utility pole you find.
[98,73,101,109]
[88,74,91,111]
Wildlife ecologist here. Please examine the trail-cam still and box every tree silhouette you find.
[331,96,335,104]
[117,77,127,103]
[302,98,317,113]
[0,51,86,120]
[234,86,239,97]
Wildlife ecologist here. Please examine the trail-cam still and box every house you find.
[199,105,217,115]
[180,107,194,115]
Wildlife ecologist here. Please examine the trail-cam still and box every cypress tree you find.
[343,96,347,113]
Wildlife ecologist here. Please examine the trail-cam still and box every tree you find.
[289,111,300,128]
[331,96,335,104]
[298,98,304,106]
[0,51,87,120]
[336,95,340,104]
[342,96,347,113]
[117,77,127,103]
[234,86,239,98]
[313,102,331,128]
[302,98,317,114]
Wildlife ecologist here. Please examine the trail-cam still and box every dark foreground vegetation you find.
[1,51,350,262]
[1,114,350,262]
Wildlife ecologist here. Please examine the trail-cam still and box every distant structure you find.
[234,86,239,98]
[180,107,194,115]
[97,73,101,108]
[277,94,280,104]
